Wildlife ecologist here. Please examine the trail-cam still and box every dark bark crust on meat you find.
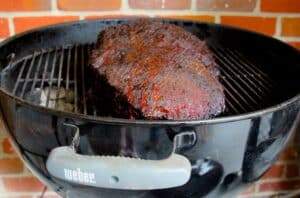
[86,66,143,118]
[88,20,225,120]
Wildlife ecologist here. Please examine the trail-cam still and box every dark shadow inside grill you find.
[1,19,300,119]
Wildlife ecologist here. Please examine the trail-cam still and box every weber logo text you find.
[64,168,96,184]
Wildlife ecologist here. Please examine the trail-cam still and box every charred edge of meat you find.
[85,65,144,119]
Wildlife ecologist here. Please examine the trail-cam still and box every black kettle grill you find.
[0,19,299,198]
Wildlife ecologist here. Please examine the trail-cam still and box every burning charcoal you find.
[40,89,47,106]
[64,103,74,112]
[47,100,73,112]
[65,90,74,103]
[39,87,74,112]
[44,87,66,100]
[55,100,66,111]
[24,88,43,104]
[47,100,57,109]
[40,98,57,108]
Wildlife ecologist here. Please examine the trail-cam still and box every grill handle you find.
[46,124,192,190]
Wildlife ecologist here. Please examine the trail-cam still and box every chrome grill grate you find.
[10,45,93,115]
[3,44,275,117]
[210,46,274,114]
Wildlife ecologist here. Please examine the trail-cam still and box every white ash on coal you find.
[27,86,75,112]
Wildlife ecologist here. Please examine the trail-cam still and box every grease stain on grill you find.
[3,44,276,118]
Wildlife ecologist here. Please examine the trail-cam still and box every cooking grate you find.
[3,44,275,117]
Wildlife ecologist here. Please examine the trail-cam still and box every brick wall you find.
[0,0,299,197]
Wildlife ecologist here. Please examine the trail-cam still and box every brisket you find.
[89,20,225,120]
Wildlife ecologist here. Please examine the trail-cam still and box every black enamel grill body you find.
[0,19,299,198]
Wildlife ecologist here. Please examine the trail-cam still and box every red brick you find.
[2,137,15,154]
[156,15,215,22]
[261,164,284,179]
[279,146,298,160]
[221,16,276,36]
[58,0,121,11]
[288,42,300,50]
[129,0,191,10]
[14,16,80,34]
[0,158,23,174]
[282,18,300,37]
[85,15,148,20]
[197,0,256,11]
[0,18,9,38]
[0,0,51,11]
[164,0,191,9]
[3,177,44,192]
[129,0,163,9]
[286,164,299,178]
[259,180,300,192]
[261,0,300,13]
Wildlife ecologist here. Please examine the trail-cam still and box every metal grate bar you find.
[46,48,58,107]
[81,45,87,115]
[73,45,78,113]
[20,52,37,98]
[24,78,73,83]
[210,46,276,112]
[55,48,65,108]
[40,51,51,89]
[221,52,271,95]
[66,47,71,92]
[228,49,274,87]
[88,44,98,116]
[213,47,271,95]
[226,50,274,91]
[5,53,16,69]
[30,52,44,93]
[218,64,257,110]
[12,59,27,95]
[220,76,251,113]
[222,84,240,114]
[211,51,267,111]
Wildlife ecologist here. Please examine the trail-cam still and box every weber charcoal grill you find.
[0,19,299,198]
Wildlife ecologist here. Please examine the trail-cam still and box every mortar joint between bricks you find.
[254,0,261,13]
[121,0,129,10]
[254,183,259,193]
[51,0,58,11]
[215,14,221,23]
[191,0,197,11]
[7,17,15,36]
[274,16,282,37]
[2,11,300,18]
[0,153,20,158]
